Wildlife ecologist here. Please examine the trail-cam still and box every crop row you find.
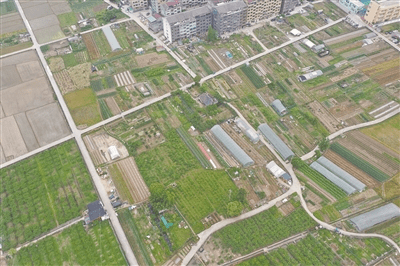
[240,65,266,89]
[298,165,347,200]
[330,142,390,182]
[176,127,212,169]
[214,206,317,254]
[99,99,113,119]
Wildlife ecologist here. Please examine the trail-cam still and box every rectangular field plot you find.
[9,221,126,266]
[0,140,97,250]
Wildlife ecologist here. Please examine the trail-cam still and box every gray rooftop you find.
[258,124,294,161]
[87,200,106,222]
[310,162,356,195]
[350,203,400,231]
[102,26,122,51]
[317,156,366,192]
[165,6,211,24]
[271,99,287,115]
[213,0,247,14]
[211,125,254,167]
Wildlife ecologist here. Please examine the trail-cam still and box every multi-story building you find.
[163,6,212,42]
[151,0,208,14]
[280,0,299,14]
[130,0,148,11]
[180,0,209,9]
[364,0,400,24]
[160,0,182,16]
[338,0,364,14]
[244,0,281,24]
[212,1,247,35]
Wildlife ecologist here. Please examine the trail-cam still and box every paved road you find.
[300,107,400,160]
[199,17,345,84]
[16,217,84,251]
[13,0,139,264]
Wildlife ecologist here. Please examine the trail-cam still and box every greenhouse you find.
[258,124,294,161]
[317,156,366,192]
[211,125,254,167]
[350,203,400,231]
[310,162,357,195]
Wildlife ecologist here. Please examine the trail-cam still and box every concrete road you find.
[300,107,400,160]
[13,0,139,264]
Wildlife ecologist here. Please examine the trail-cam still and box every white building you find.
[108,146,120,160]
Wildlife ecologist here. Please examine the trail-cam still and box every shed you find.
[108,146,120,160]
[271,99,287,116]
[310,162,356,195]
[317,156,366,192]
[266,161,285,178]
[102,25,122,51]
[199,93,218,106]
[290,29,301,36]
[298,70,323,82]
[87,200,106,222]
[211,125,254,167]
[364,32,377,39]
[235,118,259,143]
[350,203,400,231]
[281,173,292,181]
[258,124,294,161]
[312,44,325,53]
[302,39,316,49]
[112,201,122,208]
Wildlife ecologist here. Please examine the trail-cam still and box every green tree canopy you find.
[227,201,243,217]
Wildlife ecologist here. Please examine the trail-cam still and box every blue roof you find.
[102,25,122,51]
[258,124,294,161]
[161,216,173,229]
[147,16,157,23]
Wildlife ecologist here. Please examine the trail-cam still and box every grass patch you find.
[57,12,77,28]
[64,88,102,126]
[240,65,266,89]
[109,163,134,203]
[196,56,213,75]
[99,98,113,119]
[62,53,79,68]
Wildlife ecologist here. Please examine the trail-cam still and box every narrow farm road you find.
[300,107,400,161]
[16,217,84,251]
[182,103,400,265]
[12,0,139,264]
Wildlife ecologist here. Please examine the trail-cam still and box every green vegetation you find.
[330,142,390,182]
[292,158,347,200]
[0,0,16,15]
[215,206,317,254]
[176,127,212,168]
[62,53,79,68]
[119,209,154,266]
[136,129,200,186]
[239,229,392,266]
[207,25,218,42]
[0,141,97,250]
[240,65,266,89]
[65,88,102,126]
[10,221,126,266]
[313,205,341,222]
[109,164,134,203]
[174,169,240,232]
[57,12,78,28]
[197,56,213,75]
[99,99,113,119]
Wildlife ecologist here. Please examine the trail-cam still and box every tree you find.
[149,183,174,211]
[319,138,330,152]
[194,75,201,86]
[236,188,247,204]
[227,201,243,217]
[206,26,217,42]
[291,157,306,169]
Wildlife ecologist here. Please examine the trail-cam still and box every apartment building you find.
[163,6,212,42]
[160,0,182,16]
[212,1,247,35]
[180,0,209,9]
[280,0,299,14]
[338,0,364,14]
[244,0,281,24]
[130,0,148,11]
[364,0,400,24]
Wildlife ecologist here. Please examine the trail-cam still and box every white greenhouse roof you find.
[310,162,356,195]
[266,161,285,178]
[350,203,400,231]
[258,124,294,161]
[211,125,254,167]
[317,156,366,192]
[235,118,259,143]
[102,26,122,51]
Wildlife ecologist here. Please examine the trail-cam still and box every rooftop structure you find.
[339,0,365,14]
[235,117,260,143]
[102,26,122,52]
[312,44,325,53]
[350,203,400,231]
[271,99,287,116]
[290,29,301,36]
[310,162,357,195]
[298,70,323,82]
[108,146,120,160]
[280,0,300,14]
[211,125,254,167]
[317,156,366,192]
[87,200,107,222]
[266,161,286,178]
[258,124,295,161]
[302,39,316,49]
[212,0,248,35]
[364,0,400,24]
[199,93,218,106]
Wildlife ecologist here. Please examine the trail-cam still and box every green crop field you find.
[214,206,317,254]
[240,65,266,89]
[176,127,212,169]
[239,229,392,266]
[99,99,113,119]
[136,129,201,186]
[0,141,97,250]
[331,142,390,182]
[9,221,126,266]
[196,56,213,75]
[174,169,239,232]
[298,164,347,200]
[57,12,78,28]
[65,88,102,126]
